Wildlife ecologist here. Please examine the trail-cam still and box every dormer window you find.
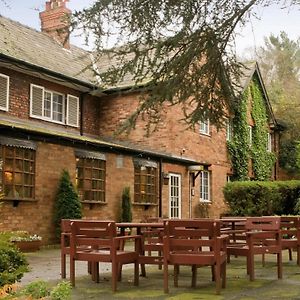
[30,84,79,127]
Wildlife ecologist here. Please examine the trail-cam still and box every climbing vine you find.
[251,79,276,180]
[227,76,276,181]
[227,89,250,181]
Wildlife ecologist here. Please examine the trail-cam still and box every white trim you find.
[267,132,272,152]
[199,170,211,202]
[0,73,9,111]
[66,94,79,127]
[169,173,182,219]
[199,118,210,135]
[226,119,233,141]
[248,125,253,146]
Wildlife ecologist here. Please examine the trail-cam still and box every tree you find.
[53,170,82,238]
[121,187,132,223]
[72,0,299,133]
[254,32,300,173]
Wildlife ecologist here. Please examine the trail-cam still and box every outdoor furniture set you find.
[60,216,300,294]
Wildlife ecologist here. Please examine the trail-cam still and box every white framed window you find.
[0,73,9,111]
[248,125,253,146]
[200,170,210,202]
[200,119,210,135]
[267,132,272,152]
[226,119,233,141]
[30,84,78,126]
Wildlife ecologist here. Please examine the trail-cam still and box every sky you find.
[0,0,299,55]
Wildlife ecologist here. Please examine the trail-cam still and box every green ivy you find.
[227,77,276,181]
[227,88,250,181]
[251,79,276,180]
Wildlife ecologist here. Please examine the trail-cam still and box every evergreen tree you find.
[53,170,82,238]
[121,187,132,223]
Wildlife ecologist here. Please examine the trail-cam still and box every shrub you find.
[0,240,28,287]
[50,281,72,300]
[21,280,50,298]
[121,187,132,222]
[53,170,82,239]
[223,180,300,216]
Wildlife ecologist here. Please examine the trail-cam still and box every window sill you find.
[199,200,211,204]
[199,132,211,137]
[2,198,36,202]
[133,202,158,206]
[81,201,107,205]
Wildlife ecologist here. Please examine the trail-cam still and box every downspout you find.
[159,158,163,218]
[79,92,87,136]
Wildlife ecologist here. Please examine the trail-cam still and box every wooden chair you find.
[280,216,300,265]
[227,216,282,281]
[163,219,227,294]
[61,219,72,279]
[69,220,140,292]
[139,223,165,276]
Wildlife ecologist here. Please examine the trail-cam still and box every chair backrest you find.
[61,219,72,233]
[70,220,117,250]
[245,216,281,231]
[164,219,221,251]
[280,216,300,237]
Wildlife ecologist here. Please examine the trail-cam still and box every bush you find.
[50,281,72,300]
[53,170,82,239]
[121,187,132,222]
[223,180,300,216]
[21,280,49,298]
[0,239,28,287]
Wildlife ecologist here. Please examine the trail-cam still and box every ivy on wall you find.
[227,76,275,181]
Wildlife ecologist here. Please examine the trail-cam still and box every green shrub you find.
[53,170,82,239]
[121,187,132,222]
[21,280,50,298]
[0,241,28,287]
[50,281,72,300]
[223,180,300,216]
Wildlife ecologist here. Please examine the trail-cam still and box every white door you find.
[169,173,181,219]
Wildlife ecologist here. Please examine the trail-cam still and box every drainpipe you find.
[159,158,163,218]
[79,93,85,136]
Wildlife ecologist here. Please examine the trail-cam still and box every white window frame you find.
[226,119,233,141]
[0,73,9,111]
[200,170,211,203]
[248,125,253,146]
[200,119,210,135]
[267,132,272,152]
[44,90,65,124]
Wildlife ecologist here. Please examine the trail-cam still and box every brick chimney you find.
[39,0,71,49]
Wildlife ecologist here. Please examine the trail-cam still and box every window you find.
[0,145,35,200]
[30,84,79,127]
[200,170,210,202]
[248,126,253,146]
[0,73,9,111]
[134,163,157,204]
[267,133,272,152]
[226,120,233,141]
[200,119,210,135]
[76,157,106,203]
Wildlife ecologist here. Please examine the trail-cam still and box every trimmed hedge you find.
[223,180,300,216]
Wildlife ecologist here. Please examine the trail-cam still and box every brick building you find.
[0,0,279,244]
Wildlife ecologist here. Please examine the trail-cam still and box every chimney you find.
[39,0,71,49]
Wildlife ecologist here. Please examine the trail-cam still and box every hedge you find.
[223,180,300,216]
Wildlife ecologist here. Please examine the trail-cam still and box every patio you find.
[20,247,300,300]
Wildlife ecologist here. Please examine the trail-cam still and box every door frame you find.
[168,173,182,219]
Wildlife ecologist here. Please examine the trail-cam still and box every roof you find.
[0,15,95,86]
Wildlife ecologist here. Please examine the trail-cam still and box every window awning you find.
[133,158,157,168]
[75,149,106,160]
[0,136,37,150]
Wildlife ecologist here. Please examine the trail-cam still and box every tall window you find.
[248,125,253,146]
[267,133,272,152]
[200,170,210,202]
[76,157,106,202]
[43,90,64,123]
[0,146,35,200]
[134,164,157,204]
[226,120,233,141]
[199,119,210,135]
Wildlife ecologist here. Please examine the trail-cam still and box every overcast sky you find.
[1,0,299,54]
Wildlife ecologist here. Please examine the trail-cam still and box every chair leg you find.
[134,260,139,286]
[191,265,197,288]
[288,249,293,261]
[249,255,255,281]
[70,257,75,287]
[174,265,179,287]
[215,263,221,295]
[277,252,283,279]
[262,253,265,267]
[112,261,117,292]
[222,261,226,289]
[297,246,300,266]
[61,253,66,279]
[164,260,169,293]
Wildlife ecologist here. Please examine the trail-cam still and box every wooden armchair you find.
[227,216,282,281]
[280,216,300,265]
[163,219,227,294]
[69,220,140,292]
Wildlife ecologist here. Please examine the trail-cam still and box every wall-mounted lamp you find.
[162,172,170,185]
